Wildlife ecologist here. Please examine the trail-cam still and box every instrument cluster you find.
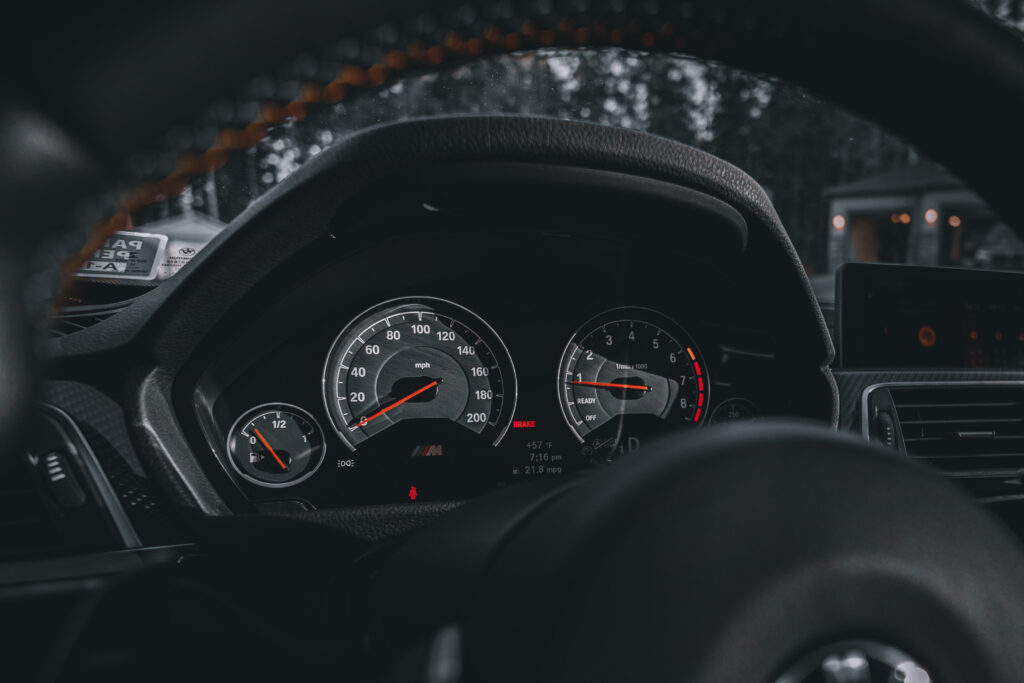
[228,297,721,495]
[186,228,796,510]
[192,291,777,507]
[154,121,839,513]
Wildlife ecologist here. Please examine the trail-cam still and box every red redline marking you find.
[357,380,439,427]
[698,376,704,392]
[694,407,702,422]
[569,380,651,392]
[253,428,288,471]
[693,361,702,377]
[698,393,704,407]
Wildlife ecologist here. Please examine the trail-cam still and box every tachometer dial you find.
[557,307,708,463]
[323,297,517,451]
[226,404,326,487]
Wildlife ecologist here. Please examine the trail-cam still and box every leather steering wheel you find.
[372,422,1024,681]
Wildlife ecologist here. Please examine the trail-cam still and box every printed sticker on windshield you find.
[76,231,168,281]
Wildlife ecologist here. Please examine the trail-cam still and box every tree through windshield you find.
[71,47,1022,309]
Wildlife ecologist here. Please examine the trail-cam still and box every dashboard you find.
[157,122,838,511]
[31,117,839,523]
[28,115,1024,609]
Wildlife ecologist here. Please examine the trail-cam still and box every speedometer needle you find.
[357,380,440,428]
[253,428,288,471]
[569,380,651,392]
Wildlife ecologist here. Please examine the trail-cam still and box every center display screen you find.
[838,263,1024,369]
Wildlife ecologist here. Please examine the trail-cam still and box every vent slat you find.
[897,402,1023,409]
[905,438,1024,444]
[912,453,1024,460]
[900,417,1024,425]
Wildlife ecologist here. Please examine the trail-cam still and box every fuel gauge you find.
[226,404,326,487]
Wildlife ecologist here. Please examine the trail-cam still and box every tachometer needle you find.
[569,380,651,392]
[253,428,288,471]
[357,380,440,428]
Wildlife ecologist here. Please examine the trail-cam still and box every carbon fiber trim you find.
[38,381,188,546]
[833,368,1024,432]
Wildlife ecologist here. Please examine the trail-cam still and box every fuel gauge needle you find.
[356,380,440,428]
[253,428,288,471]
[569,380,651,392]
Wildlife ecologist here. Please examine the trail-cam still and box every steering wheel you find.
[372,421,1024,681]
[7,1,1024,681]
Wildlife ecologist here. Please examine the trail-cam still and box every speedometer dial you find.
[557,307,708,463]
[323,297,516,451]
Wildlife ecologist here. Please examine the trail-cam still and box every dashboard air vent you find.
[888,385,1024,473]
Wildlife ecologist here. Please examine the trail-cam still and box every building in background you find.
[825,164,1024,273]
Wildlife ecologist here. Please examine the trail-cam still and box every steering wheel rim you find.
[371,421,1024,682]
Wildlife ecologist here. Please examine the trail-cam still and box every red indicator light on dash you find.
[408,486,418,501]
[513,420,536,429]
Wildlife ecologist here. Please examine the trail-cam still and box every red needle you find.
[253,428,288,471]
[357,380,439,427]
[570,380,651,391]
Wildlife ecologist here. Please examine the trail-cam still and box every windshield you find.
[65,47,1022,310]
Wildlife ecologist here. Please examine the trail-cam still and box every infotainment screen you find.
[838,263,1024,369]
